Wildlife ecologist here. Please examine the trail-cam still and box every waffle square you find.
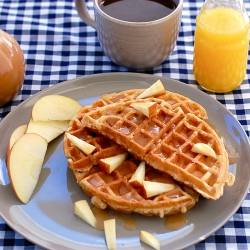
[74,158,199,217]
[82,100,233,200]
[64,88,209,216]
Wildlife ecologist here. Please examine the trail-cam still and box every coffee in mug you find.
[100,0,177,22]
[75,0,183,69]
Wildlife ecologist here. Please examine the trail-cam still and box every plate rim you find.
[0,72,249,249]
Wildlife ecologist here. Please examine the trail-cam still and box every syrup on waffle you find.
[82,99,234,200]
[63,86,206,216]
[64,86,208,174]
[101,89,208,120]
[75,158,199,217]
[64,104,125,173]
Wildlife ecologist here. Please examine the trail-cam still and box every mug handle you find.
[75,0,96,29]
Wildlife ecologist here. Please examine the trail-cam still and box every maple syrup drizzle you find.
[164,213,187,231]
[113,213,137,230]
[91,205,188,232]
[91,206,110,231]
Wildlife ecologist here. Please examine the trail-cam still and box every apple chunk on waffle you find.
[101,88,207,120]
[64,82,207,174]
[75,158,199,217]
[82,99,234,200]
[65,124,200,217]
[64,102,126,173]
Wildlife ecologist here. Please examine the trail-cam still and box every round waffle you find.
[74,158,199,217]
[64,88,206,216]
[82,99,234,200]
[64,88,208,173]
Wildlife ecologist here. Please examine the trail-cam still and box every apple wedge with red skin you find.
[32,94,83,121]
[130,102,158,118]
[66,133,96,155]
[6,124,27,163]
[99,153,128,174]
[137,80,165,99]
[142,180,175,198]
[27,119,70,143]
[129,161,146,188]
[7,133,48,204]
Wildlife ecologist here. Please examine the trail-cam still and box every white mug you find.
[75,0,183,69]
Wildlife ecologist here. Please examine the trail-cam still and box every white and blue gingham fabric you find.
[0,0,250,249]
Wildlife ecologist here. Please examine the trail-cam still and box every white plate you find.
[0,73,249,250]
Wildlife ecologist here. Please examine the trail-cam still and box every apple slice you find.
[7,133,48,204]
[137,80,165,99]
[6,124,27,162]
[130,102,157,118]
[191,143,216,158]
[26,119,70,142]
[8,124,27,150]
[129,161,145,187]
[140,231,161,250]
[143,181,175,198]
[74,200,97,228]
[99,153,128,174]
[104,219,116,250]
[32,94,82,121]
[66,133,96,155]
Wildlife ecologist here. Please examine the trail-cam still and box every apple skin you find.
[99,153,128,174]
[140,230,161,250]
[32,94,82,121]
[129,161,145,187]
[142,180,175,198]
[6,124,27,163]
[7,133,48,204]
[130,102,158,118]
[191,143,216,158]
[27,119,70,142]
[74,200,97,228]
[137,80,165,99]
[104,219,116,250]
[66,133,96,155]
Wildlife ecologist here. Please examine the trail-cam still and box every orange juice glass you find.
[193,5,249,93]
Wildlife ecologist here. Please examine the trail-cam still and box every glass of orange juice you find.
[193,0,249,93]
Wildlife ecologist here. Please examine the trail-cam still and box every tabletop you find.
[0,0,250,249]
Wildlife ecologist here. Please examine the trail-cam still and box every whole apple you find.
[0,30,26,106]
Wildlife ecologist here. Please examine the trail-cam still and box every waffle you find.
[82,99,234,200]
[64,103,126,172]
[101,89,208,119]
[63,88,205,216]
[74,158,199,217]
[64,87,207,173]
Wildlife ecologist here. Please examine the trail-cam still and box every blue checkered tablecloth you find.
[0,0,250,249]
